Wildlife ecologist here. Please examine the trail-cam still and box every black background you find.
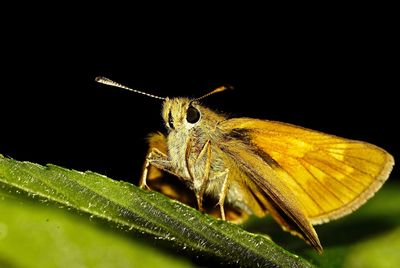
[1,9,398,187]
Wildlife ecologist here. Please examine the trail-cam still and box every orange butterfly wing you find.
[220,118,394,224]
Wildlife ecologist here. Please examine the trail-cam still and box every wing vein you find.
[326,151,383,166]
[301,157,360,195]
[306,153,371,186]
[279,167,325,212]
[299,159,346,204]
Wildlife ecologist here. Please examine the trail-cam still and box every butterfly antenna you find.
[195,84,233,101]
[95,76,166,100]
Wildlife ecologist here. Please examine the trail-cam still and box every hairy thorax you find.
[166,124,252,213]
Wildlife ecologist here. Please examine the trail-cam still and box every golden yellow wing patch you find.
[221,118,394,224]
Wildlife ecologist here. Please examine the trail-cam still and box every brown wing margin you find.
[220,143,323,253]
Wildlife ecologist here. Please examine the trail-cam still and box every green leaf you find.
[0,185,190,268]
[0,154,312,268]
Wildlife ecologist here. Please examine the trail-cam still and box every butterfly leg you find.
[188,140,212,212]
[140,148,176,189]
[217,169,230,220]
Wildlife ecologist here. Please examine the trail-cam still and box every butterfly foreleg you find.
[140,147,177,189]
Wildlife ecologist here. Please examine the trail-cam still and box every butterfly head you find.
[162,98,203,132]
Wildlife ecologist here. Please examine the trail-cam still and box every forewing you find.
[220,118,394,224]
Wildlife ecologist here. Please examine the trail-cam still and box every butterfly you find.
[96,76,394,252]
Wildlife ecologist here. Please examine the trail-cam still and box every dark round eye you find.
[186,106,200,123]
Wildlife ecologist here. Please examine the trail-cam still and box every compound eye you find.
[186,106,200,124]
